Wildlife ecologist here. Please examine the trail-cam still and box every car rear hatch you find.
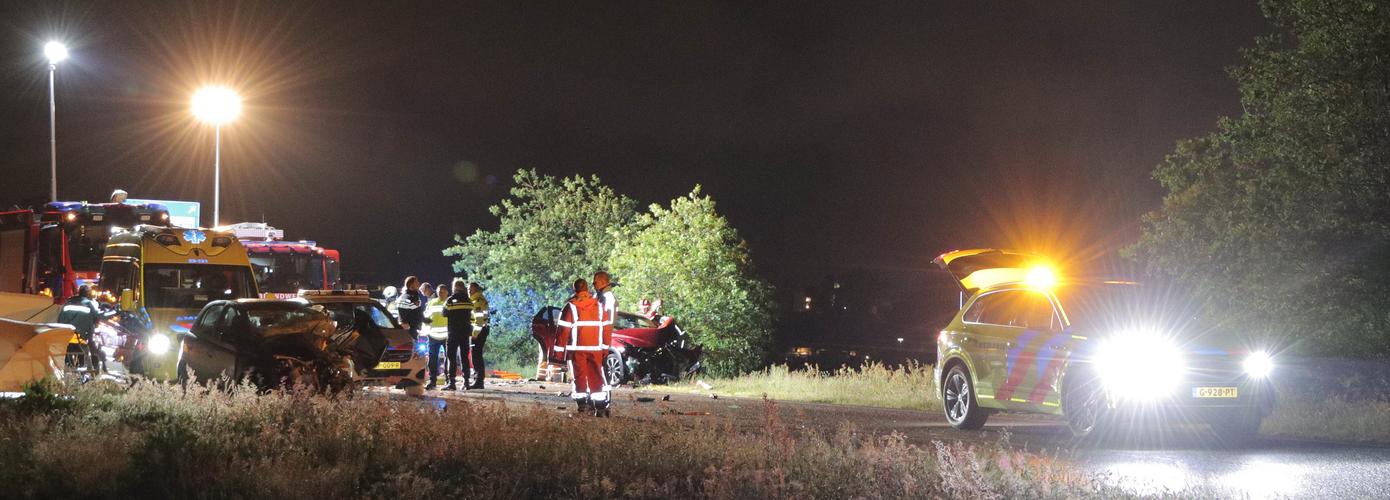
[932,249,1047,294]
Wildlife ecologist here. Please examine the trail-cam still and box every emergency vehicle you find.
[0,201,170,301]
[228,223,341,298]
[97,226,260,381]
[932,249,1277,442]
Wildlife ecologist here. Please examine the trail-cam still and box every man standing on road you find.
[396,276,425,339]
[559,278,610,416]
[466,282,490,390]
[422,284,450,390]
[442,279,475,391]
[56,285,106,375]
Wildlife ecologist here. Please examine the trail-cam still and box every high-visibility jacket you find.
[596,288,616,345]
[557,290,605,353]
[443,293,475,338]
[424,297,449,340]
[469,292,489,332]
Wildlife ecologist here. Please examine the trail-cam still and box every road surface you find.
[402,379,1390,499]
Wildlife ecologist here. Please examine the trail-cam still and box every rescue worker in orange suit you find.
[441,279,475,391]
[558,278,611,416]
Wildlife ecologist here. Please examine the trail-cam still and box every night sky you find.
[0,1,1268,288]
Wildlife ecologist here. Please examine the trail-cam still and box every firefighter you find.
[110,189,128,204]
[559,278,611,416]
[56,285,105,375]
[593,271,618,359]
[466,282,490,389]
[422,284,450,390]
[442,279,475,391]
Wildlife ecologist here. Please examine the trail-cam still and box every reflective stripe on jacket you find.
[558,291,603,351]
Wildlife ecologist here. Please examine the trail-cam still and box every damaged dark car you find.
[178,299,364,392]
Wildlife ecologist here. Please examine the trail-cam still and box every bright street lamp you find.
[191,86,241,227]
[45,41,68,202]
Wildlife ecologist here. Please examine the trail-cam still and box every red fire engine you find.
[0,201,170,302]
[229,223,341,298]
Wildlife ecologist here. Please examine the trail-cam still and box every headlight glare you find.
[147,333,172,355]
[1096,331,1184,401]
[1243,351,1273,378]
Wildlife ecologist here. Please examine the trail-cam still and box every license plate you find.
[1192,386,1238,398]
[376,362,401,370]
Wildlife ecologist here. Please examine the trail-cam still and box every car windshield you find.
[145,264,258,309]
[317,302,399,330]
[615,314,657,330]
[244,306,323,333]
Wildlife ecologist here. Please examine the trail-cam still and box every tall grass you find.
[0,378,1208,498]
[691,361,940,411]
[1262,386,1390,444]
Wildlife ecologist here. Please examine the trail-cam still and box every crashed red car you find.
[532,307,702,386]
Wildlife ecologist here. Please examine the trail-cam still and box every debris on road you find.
[710,394,718,400]
[661,395,671,401]
[635,396,656,403]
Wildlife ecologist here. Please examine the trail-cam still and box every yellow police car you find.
[932,249,1277,441]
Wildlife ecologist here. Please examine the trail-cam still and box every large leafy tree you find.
[1128,0,1390,357]
[609,188,776,375]
[444,169,637,361]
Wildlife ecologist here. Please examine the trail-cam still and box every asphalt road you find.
[408,379,1390,499]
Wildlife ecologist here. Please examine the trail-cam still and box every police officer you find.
[56,285,105,375]
[395,276,425,337]
[466,282,490,389]
[422,284,450,390]
[442,279,474,391]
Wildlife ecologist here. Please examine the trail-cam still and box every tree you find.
[443,169,637,363]
[1128,0,1390,357]
[609,188,776,375]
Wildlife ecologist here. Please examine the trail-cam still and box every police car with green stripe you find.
[932,249,1277,442]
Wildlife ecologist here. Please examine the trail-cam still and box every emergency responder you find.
[110,189,128,204]
[395,276,425,338]
[56,285,105,375]
[442,279,474,391]
[466,282,490,389]
[593,270,618,360]
[638,298,674,329]
[559,278,611,416]
[422,284,450,390]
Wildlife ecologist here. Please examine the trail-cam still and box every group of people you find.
[555,270,618,417]
[395,276,489,391]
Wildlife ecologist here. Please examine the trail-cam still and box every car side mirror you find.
[119,289,136,311]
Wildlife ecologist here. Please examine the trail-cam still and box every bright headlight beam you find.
[1096,331,1185,401]
[147,333,172,355]
[1244,351,1273,378]
[44,41,68,64]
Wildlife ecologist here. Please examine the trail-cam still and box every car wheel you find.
[1063,368,1109,439]
[942,363,989,430]
[604,351,625,388]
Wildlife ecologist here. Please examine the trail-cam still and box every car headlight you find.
[1095,331,1185,401]
[1243,351,1273,379]
[147,333,172,355]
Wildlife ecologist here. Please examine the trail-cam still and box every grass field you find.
[676,362,940,411]
[0,379,1217,498]
[1261,386,1390,444]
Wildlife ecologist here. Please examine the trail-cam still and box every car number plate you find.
[376,362,401,370]
[1192,386,1238,398]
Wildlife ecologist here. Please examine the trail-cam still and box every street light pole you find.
[44,41,67,202]
[48,62,57,202]
[213,124,221,227]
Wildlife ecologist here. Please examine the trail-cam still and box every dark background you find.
[0,1,1267,297]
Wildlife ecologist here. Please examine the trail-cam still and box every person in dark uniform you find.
[441,279,474,391]
[56,285,106,374]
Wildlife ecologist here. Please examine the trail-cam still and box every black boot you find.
[575,398,592,415]
[593,399,611,418]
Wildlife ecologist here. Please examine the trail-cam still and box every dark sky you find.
[0,1,1268,287]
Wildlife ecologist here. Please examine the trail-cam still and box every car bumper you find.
[1107,377,1276,421]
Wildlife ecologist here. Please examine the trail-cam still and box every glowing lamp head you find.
[191,86,242,124]
[147,333,172,355]
[44,41,68,64]
[1024,265,1058,290]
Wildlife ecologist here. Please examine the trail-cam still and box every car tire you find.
[1063,368,1110,440]
[604,351,625,388]
[942,363,989,430]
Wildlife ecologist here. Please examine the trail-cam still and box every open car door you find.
[932,249,1048,294]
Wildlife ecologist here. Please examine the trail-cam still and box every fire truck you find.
[0,201,171,302]
[228,223,341,298]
